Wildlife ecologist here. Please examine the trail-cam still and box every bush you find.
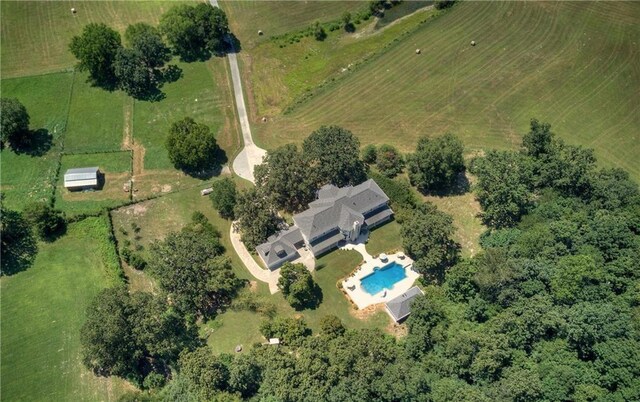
[313,22,326,41]
[259,317,311,346]
[22,202,66,241]
[362,144,378,164]
[376,144,404,178]
[319,315,345,338]
[143,372,166,389]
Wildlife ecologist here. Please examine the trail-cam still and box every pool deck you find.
[342,252,418,310]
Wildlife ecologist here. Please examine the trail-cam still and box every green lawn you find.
[64,72,125,153]
[55,152,132,215]
[0,72,74,210]
[0,0,195,78]
[133,59,235,170]
[0,217,129,401]
[251,1,640,180]
[366,220,403,257]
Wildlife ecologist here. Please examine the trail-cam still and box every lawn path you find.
[210,0,266,183]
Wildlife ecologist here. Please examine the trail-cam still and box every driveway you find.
[230,223,280,294]
[210,0,266,183]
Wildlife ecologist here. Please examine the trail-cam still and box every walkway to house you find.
[338,231,374,262]
[230,224,280,294]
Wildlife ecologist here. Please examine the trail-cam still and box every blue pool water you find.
[360,262,407,295]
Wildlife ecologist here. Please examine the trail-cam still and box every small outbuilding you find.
[64,167,100,191]
[385,286,424,322]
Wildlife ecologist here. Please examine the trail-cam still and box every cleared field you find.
[0,217,129,401]
[0,72,74,209]
[0,0,194,78]
[55,152,132,215]
[64,72,125,153]
[253,1,640,180]
[221,0,364,50]
[240,5,439,116]
[133,59,236,170]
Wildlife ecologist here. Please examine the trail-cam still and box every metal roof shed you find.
[64,167,100,190]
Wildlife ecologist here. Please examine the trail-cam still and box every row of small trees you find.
[69,4,229,99]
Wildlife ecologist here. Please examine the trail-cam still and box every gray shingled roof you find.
[293,179,390,242]
[385,286,424,322]
[256,227,303,270]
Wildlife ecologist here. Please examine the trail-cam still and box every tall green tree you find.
[277,262,320,310]
[69,23,122,87]
[401,202,459,281]
[471,150,534,228]
[22,202,66,241]
[210,177,237,219]
[376,144,404,178]
[147,215,241,316]
[166,117,220,174]
[113,48,155,99]
[407,133,465,193]
[159,4,229,61]
[0,197,37,275]
[0,98,30,147]
[302,125,367,187]
[179,347,230,400]
[233,188,281,249]
[124,23,171,69]
[254,144,315,212]
[522,118,553,158]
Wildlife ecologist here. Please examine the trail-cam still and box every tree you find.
[0,98,30,147]
[319,315,345,338]
[302,125,367,187]
[179,347,230,400]
[361,144,377,164]
[147,214,242,316]
[80,287,138,377]
[0,198,37,275]
[471,150,534,228]
[228,354,261,398]
[69,23,121,87]
[313,21,327,41]
[401,202,459,281]
[259,317,311,346]
[342,11,355,32]
[166,117,220,173]
[550,255,604,304]
[405,294,448,358]
[22,202,66,240]
[210,177,237,219]
[407,133,465,193]
[277,262,320,309]
[376,144,404,178]
[124,23,171,69]
[254,144,315,212]
[233,188,281,249]
[522,118,553,158]
[159,4,229,61]
[114,47,156,99]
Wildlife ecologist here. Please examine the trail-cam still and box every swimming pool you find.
[360,262,407,295]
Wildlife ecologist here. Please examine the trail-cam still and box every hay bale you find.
[71,7,76,14]
[470,40,476,46]
[415,48,421,54]
[258,30,264,36]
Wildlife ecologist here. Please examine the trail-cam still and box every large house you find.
[256,179,393,270]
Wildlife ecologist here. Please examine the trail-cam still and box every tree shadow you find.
[180,148,228,180]
[420,171,471,197]
[11,129,53,156]
[344,23,356,33]
[0,211,38,276]
[225,33,243,54]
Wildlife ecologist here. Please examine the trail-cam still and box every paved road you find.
[210,0,266,183]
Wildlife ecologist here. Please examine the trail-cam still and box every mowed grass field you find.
[221,0,364,51]
[250,1,640,180]
[0,217,130,401]
[0,0,195,78]
[0,72,74,210]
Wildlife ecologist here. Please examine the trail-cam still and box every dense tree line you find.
[114,119,638,401]
[69,4,229,98]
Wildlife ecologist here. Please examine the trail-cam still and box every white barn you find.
[64,167,100,190]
